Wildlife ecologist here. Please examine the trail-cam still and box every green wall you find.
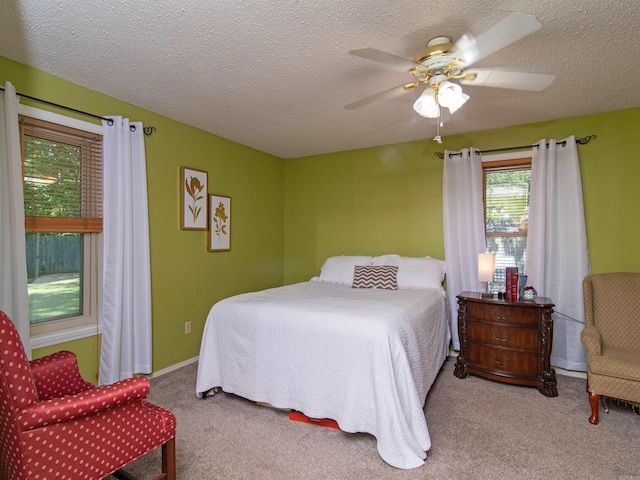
[3,54,639,383]
[284,142,445,283]
[284,108,640,284]
[1,56,285,382]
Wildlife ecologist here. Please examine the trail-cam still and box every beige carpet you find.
[113,359,640,479]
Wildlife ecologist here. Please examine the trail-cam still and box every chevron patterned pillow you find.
[352,265,398,290]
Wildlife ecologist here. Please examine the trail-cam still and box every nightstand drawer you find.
[467,321,539,350]
[468,302,538,326]
[468,344,539,377]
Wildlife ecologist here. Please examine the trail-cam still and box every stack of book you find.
[505,267,519,301]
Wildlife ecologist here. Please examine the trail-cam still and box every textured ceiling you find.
[1,0,639,158]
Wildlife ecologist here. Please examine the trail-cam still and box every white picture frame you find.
[181,167,208,230]
[208,194,231,251]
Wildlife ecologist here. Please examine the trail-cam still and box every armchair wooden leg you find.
[588,391,600,425]
[153,437,176,480]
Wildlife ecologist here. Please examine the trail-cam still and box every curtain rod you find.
[435,135,596,159]
[0,86,156,136]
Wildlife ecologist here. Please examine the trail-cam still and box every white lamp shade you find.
[478,253,496,283]
[438,81,469,114]
[436,81,460,107]
[413,88,440,118]
[446,92,469,114]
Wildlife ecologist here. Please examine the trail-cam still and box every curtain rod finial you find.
[577,134,596,145]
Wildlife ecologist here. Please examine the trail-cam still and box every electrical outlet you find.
[184,321,192,334]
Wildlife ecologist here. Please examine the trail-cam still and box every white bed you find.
[195,255,450,469]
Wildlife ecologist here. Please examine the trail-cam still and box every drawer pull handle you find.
[492,354,512,366]
[491,310,512,321]
[491,332,511,342]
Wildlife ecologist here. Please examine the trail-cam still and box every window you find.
[19,112,102,340]
[483,157,531,287]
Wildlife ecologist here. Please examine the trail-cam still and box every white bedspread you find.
[195,281,449,469]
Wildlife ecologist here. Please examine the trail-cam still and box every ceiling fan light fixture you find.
[446,91,470,114]
[437,81,470,114]
[413,88,440,118]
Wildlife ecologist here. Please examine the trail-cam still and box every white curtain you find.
[443,148,486,350]
[0,82,30,356]
[100,117,152,385]
[525,136,590,371]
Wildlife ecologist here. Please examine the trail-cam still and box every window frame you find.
[19,105,103,348]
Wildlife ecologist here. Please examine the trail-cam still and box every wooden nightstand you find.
[454,291,557,397]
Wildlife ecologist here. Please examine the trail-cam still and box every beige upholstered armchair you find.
[580,273,640,424]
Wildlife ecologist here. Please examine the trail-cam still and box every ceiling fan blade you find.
[454,13,542,67]
[349,48,418,72]
[460,68,555,91]
[345,83,418,110]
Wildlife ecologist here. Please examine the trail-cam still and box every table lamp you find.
[478,253,496,298]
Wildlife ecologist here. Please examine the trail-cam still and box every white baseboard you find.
[150,356,198,378]
[554,367,587,379]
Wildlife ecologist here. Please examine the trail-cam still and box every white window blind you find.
[21,116,103,233]
[483,159,531,285]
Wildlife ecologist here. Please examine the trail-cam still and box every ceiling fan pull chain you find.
[433,116,443,143]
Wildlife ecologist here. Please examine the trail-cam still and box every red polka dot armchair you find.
[0,310,176,480]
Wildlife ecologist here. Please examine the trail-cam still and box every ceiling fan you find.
[345,12,555,129]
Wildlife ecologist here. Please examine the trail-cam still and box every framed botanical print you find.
[181,167,208,230]
[208,194,231,251]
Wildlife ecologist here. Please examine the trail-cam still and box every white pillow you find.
[371,254,402,267]
[372,254,446,290]
[318,255,373,285]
